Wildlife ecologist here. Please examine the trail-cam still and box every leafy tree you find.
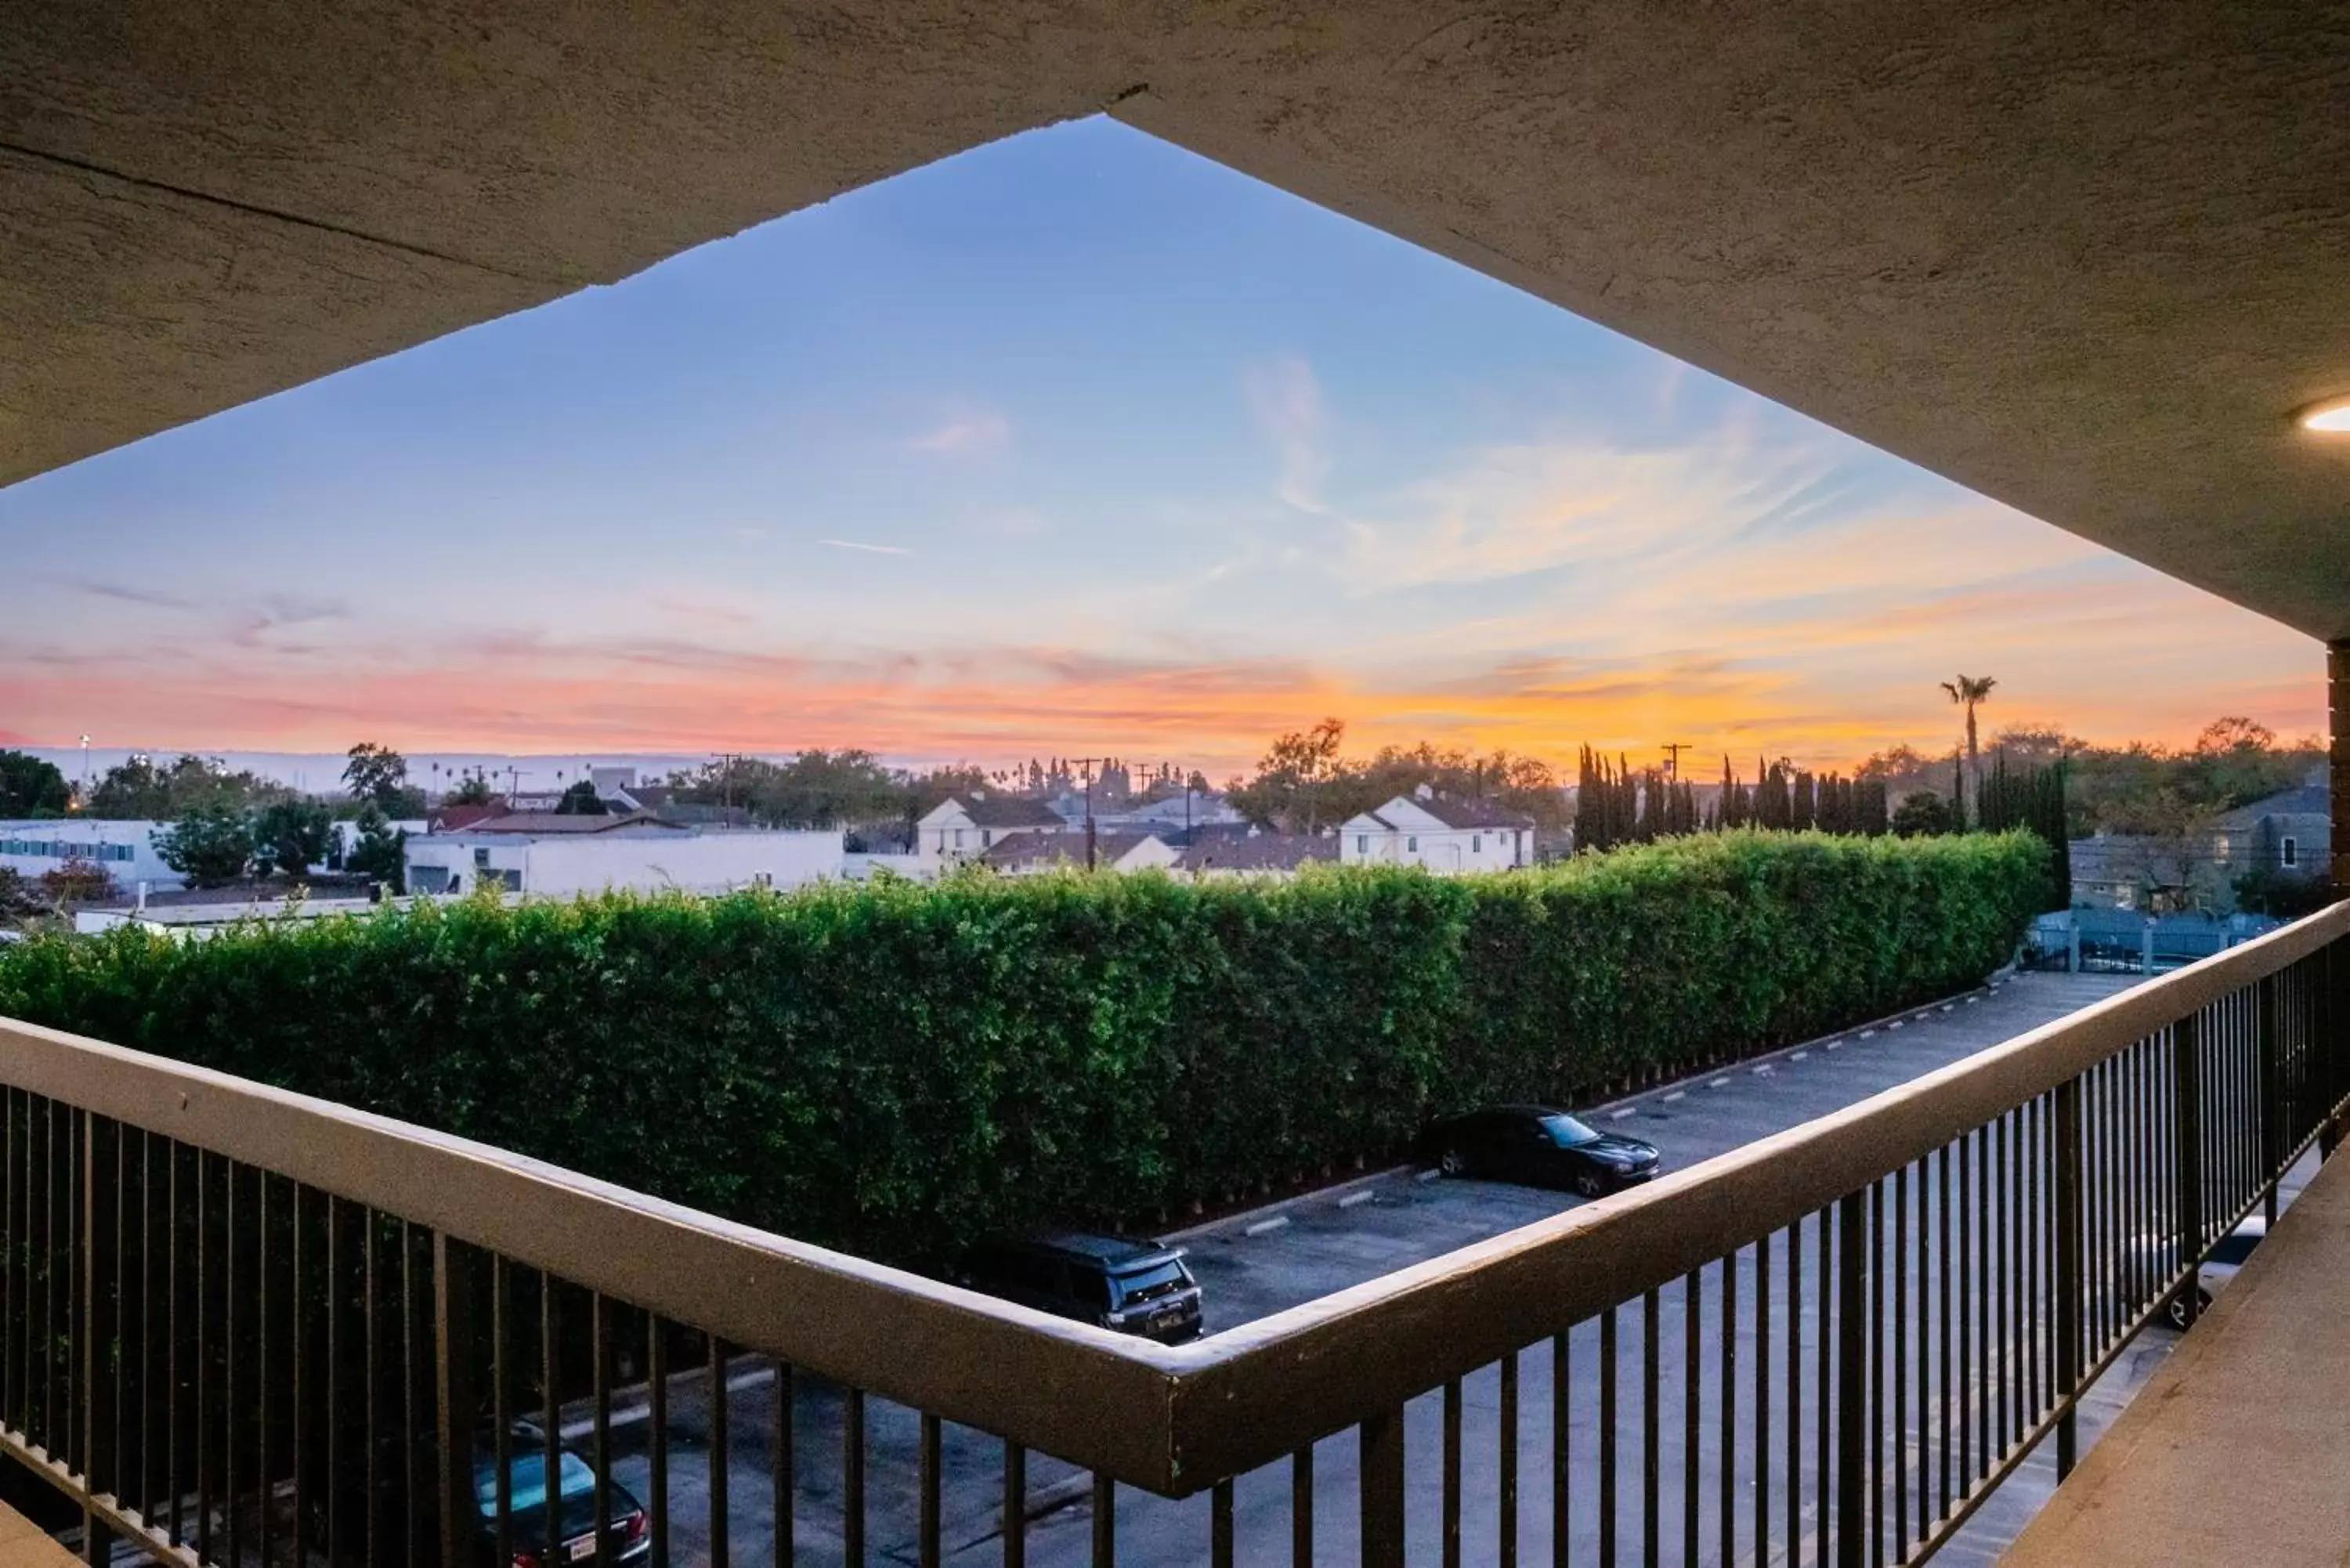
[345,805,407,891]
[252,799,333,880]
[343,742,410,809]
[152,803,255,888]
[1228,718,1349,833]
[1891,792,1954,837]
[444,774,497,807]
[0,750,70,816]
[2233,865,2332,919]
[88,753,289,819]
[555,779,607,815]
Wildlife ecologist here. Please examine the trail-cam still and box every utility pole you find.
[1071,756,1107,869]
[1661,742,1690,779]
[78,735,90,803]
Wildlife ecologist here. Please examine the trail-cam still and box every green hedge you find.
[0,830,2044,1265]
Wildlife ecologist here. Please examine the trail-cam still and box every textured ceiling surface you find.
[5,3,2345,634]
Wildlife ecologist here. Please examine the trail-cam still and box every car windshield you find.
[1541,1114,1603,1147]
[478,1450,596,1516]
[1111,1258,1193,1306]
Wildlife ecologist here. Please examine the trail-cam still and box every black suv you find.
[958,1231,1205,1343]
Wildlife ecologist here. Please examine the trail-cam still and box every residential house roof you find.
[427,803,507,833]
[462,811,684,835]
[945,795,1068,830]
[979,830,1163,871]
[1176,835,1337,875]
[2212,787,2329,830]
[1408,794,1538,831]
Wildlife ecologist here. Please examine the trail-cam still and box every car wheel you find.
[1439,1147,1468,1177]
[1574,1171,1604,1198]
[2165,1287,2212,1331]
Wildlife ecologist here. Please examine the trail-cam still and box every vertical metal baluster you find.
[1554,1328,1571,1568]
[1502,1349,1520,1568]
[1936,1143,1950,1523]
[2175,1013,2204,1330]
[321,1190,333,1567]
[1754,1234,1770,1568]
[843,1383,865,1568]
[1210,1478,1235,1568]
[1785,1223,1799,1568]
[1955,1132,1971,1491]
[1090,1471,1113,1568]
[438,1237,479,1568]
[1361,1407,1405,1568]
[1443,1377,1462,1568]
[1975,1125,1991,1484]
[1893,1166,1909,1555]
[1292,1445,1314,1568]
[196,1151,212,1568]
[110,1120,125,1509]
[1836,1192,1864,1568]
[1816,1206,1833,1568]
[772,1361,793,1566]
[1004,1442,1028,1568]
[592,1294,615,1568]
[1601,1306,1619,1568]
[1993,1114,2009,1458]
[540,1275,559,1568]
[79,1111,101,1560]
[291,1183,305,1568]
[919,1414,942,1568]
[493,1261,512,1568]
[403,1222,418,1568]
[1868,1181,1885,1568]
[1679,1274,1697,1568]
[1720,1252,1737,1568]
[228,1163,243,1568]
[2054,1074,2084,1478]
[707,1339,729,1568]
[259,1173,274,1568]
[645,1321,663,1568]
[1647,1289,1666,1568]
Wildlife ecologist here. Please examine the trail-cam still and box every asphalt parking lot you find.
[1175,970,2144,1332]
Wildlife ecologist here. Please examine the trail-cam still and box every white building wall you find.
[0,819,183,892]
[405,831,844,898]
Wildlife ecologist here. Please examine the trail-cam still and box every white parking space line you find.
[1860,1029,1878,1039]
[1244,1216,1290,1236]
[1338,1190,1376,1209]
[1710,1077,1731,1089]
[1663,1090,1687,1104]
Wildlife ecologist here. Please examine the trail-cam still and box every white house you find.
[0,818,183,893]
[978,830,1180,876]
[1340,787,1535,873]
[916,794,1072,865]
[403,812,842,897]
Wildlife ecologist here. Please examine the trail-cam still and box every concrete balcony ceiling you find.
[7,4,2348,638]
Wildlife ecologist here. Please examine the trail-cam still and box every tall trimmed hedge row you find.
[0,830,2045,1265]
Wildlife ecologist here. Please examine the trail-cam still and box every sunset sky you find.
[0,116,2322,780]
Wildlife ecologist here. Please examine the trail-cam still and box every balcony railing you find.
[3,905,2346,1567]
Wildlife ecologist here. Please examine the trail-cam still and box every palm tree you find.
[1941,674,1997,810]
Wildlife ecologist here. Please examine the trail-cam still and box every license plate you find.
[567,1537,597,1562]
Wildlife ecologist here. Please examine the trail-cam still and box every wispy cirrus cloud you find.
[905,407,1010,456]
[819,538,914,556]
[54,577,196,610]
[1242,354,1329,514]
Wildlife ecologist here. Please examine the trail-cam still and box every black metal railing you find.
[4,904,2347,1567]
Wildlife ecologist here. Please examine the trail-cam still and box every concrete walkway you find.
[0,1502,74,1568]
[2001,1142,2350,1567]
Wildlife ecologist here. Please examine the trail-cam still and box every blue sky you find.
[0,116,2318,775]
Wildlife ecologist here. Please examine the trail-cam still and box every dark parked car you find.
[310,1422,649,1568]
[956,1231,1205,1343]
[1423,1105,1662,1195]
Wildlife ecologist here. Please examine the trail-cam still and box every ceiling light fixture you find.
[2298,395,2350,433]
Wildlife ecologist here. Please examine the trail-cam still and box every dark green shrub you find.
[0,831,2044,1265]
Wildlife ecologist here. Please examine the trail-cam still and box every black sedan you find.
[1423,1104,1661,1195]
